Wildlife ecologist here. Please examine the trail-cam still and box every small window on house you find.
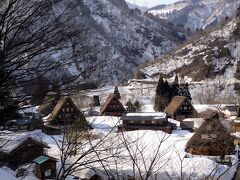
[59,115,61,118]
[71,108,74,112]
[66,108,69,112]
[184,106,187,110]
[141,120,145,124]
[188,106,191,110]
[130,120,134,124]
[62,109,65,112]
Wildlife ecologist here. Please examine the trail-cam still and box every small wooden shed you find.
[33,155,57,180]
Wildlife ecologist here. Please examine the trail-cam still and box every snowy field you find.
[0,115,238,179]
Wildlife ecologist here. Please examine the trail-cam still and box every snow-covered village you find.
[1,0,240,179]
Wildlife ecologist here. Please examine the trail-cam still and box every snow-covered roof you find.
[18,106,39,114]
[0,130,47,153]
[183,118,204,129]
[233,119,240,123]
[43,114,51,121]
[232,132,240,139]
[125,112,166,118]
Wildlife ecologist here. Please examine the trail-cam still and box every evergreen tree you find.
[126,100,136,112]
[174,74,179,84]
[184,83,192,101]
[169,77,179,103]
[177,83,192,101]
[114,86,121,99]
[133,100,141,112]
[164,80,171,103]
[186,83,192,101]
[154,76,169,111]
[155,77,164,95]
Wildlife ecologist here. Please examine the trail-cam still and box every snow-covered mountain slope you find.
[148,0,240,31]
[141,11,240,101]
[44,0,187,85]
[126,2,148,11]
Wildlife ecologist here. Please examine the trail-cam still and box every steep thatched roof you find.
[37,92,60,116]
[186,113,233,155]
[100,94,126,114]
[49,97,80,120]
[164,96,189,116]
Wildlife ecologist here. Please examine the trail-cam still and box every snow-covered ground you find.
[0,113,238,179]
[1,75,239,179]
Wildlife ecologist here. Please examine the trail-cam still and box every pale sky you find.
[125,0,180,8]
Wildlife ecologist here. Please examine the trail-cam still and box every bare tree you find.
[51,117,121,180]
[90,130,172,180]
[0,0,97,124]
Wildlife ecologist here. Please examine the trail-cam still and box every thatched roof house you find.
[37,92,60,116]
[100,94,126,116]
[37,93,87,128]
[185,113,234,156]
[164,96,197,121]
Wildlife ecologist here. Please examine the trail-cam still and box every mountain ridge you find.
[147,0,240,31]
[50,0,188,84]
[141,12,240,83]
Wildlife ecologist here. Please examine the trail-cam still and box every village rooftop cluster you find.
[1,76,240,179]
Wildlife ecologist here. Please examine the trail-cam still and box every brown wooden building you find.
[119,112,175,133]
[185,113,234,156]
[230,106,240,133]
[100,94,126,116]
[230,120,240,133]
[164,96,197,121]
[0,137,49,168]
[37,93,88,133]
[33,155,57,180]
